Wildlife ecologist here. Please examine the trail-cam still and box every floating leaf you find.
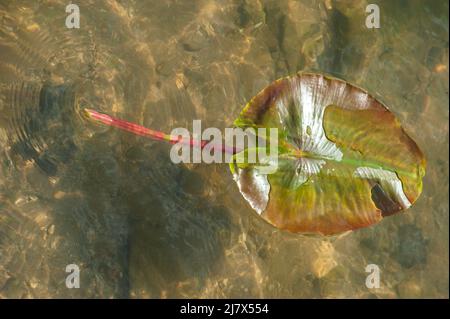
[232,72,425,235]
[85,72,426,236]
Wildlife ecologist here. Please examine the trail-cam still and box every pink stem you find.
[84,108,238,155]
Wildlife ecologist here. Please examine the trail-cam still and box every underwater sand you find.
[0,0,448,298]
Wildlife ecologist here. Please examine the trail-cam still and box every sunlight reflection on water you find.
[0,0,448,298]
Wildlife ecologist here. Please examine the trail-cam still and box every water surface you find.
[0,0,448,298]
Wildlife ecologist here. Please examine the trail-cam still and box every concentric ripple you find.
[6,82,80,175]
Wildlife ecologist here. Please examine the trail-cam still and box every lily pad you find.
[232,72,425,235]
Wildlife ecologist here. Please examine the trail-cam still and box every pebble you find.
[434,64,447,73]
[53,191,66,199]
[397,279,422,298]
[26,23,40,32]
[47,224,55,235]
[311,241,337,278]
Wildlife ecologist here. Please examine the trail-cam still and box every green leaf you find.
[231,72,426,235]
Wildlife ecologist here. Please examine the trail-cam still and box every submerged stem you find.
[84,108,237,155]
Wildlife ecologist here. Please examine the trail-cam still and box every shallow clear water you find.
[0,0,448,298]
